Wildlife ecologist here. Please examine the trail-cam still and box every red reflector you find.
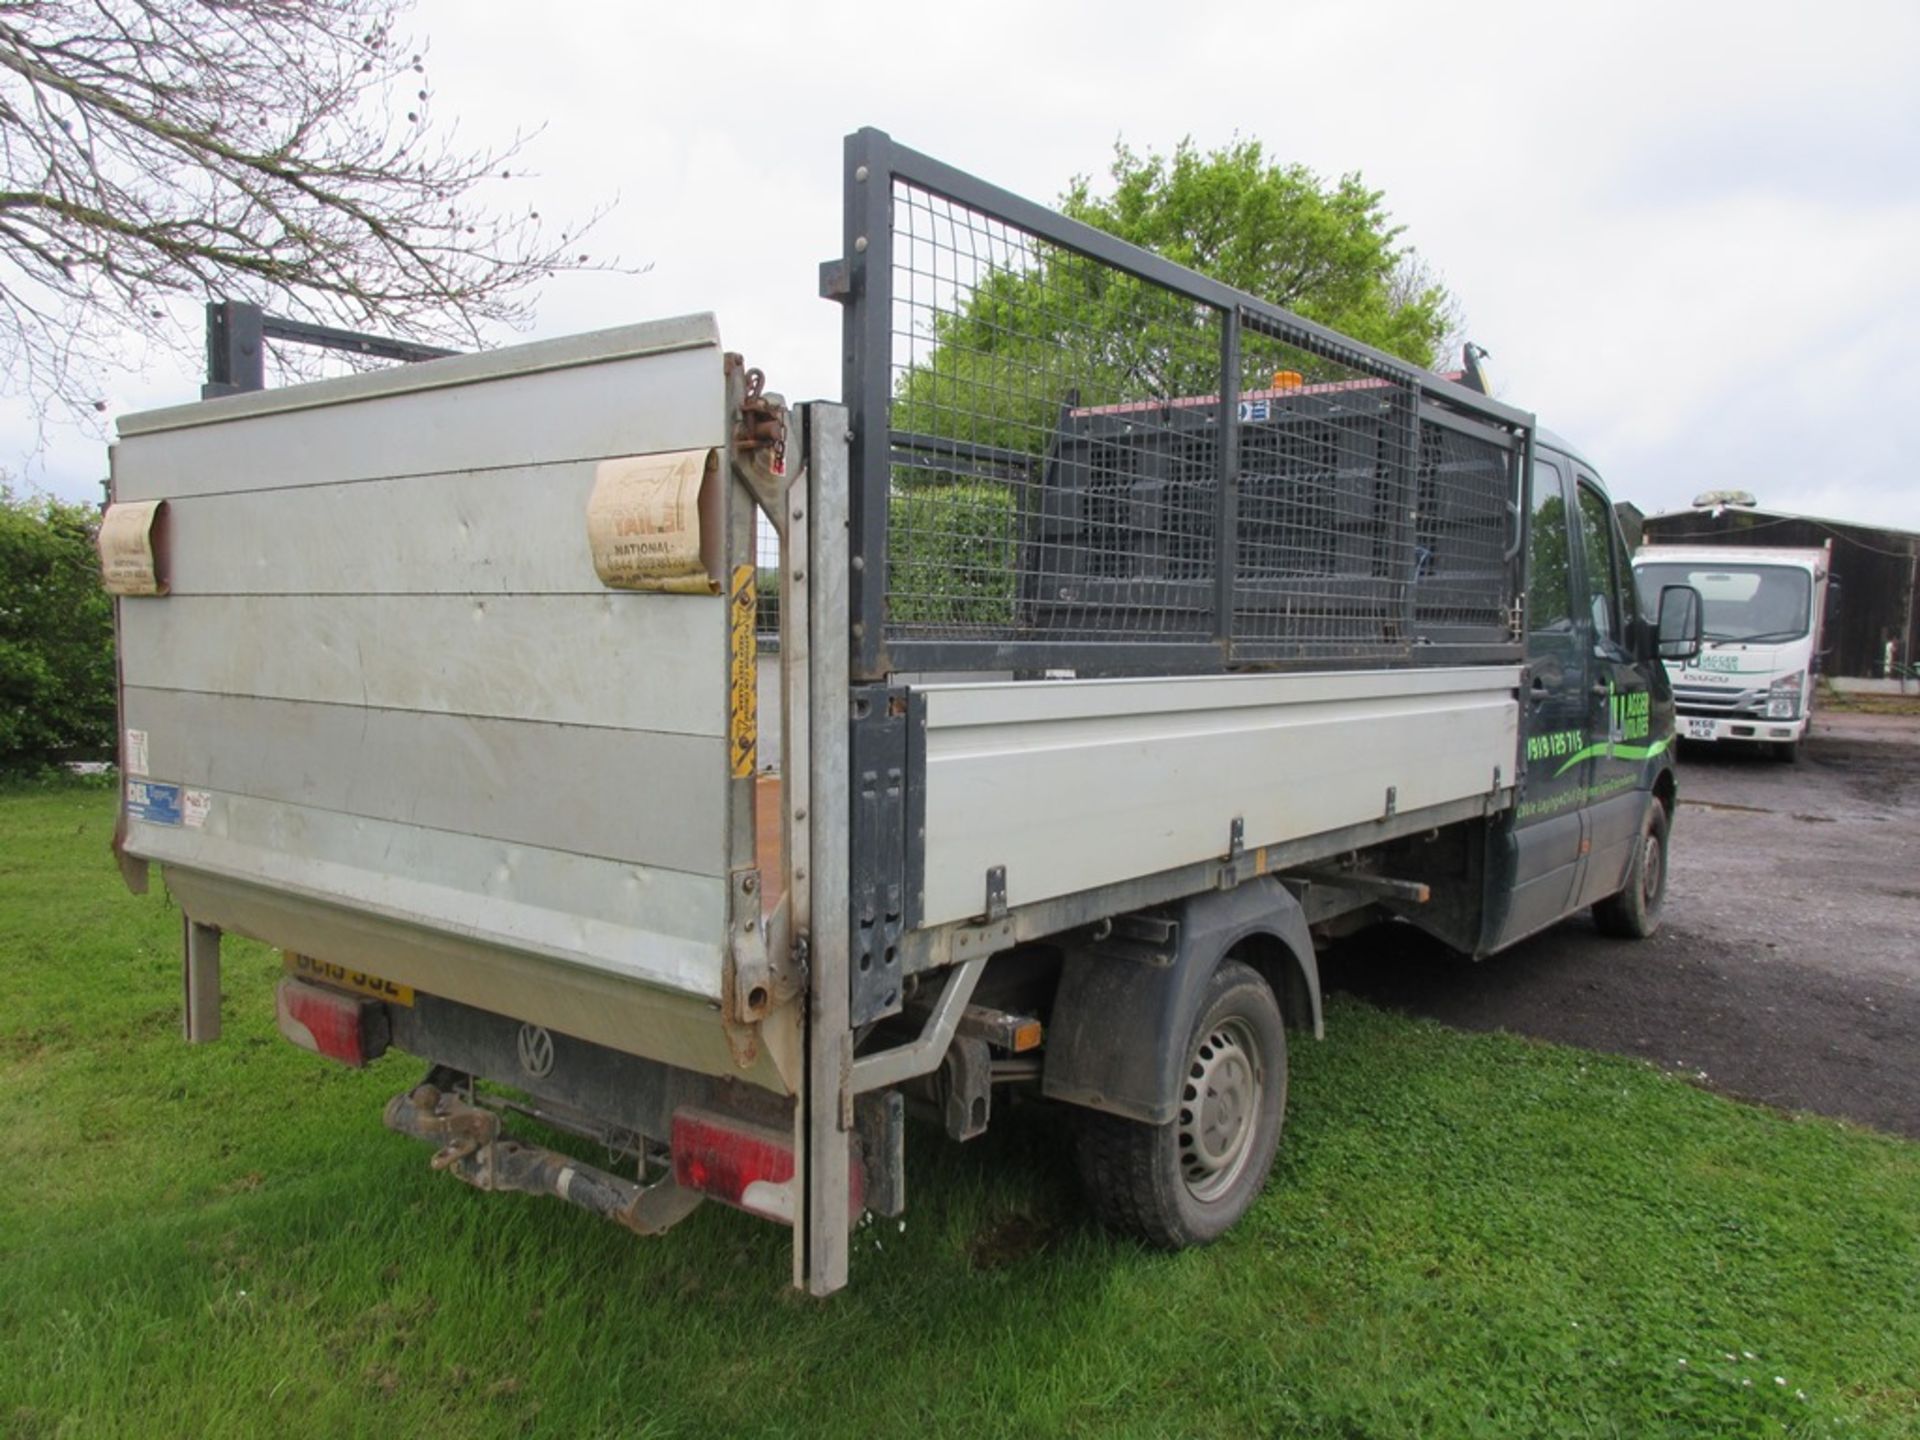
[670,1111,864,1224]
[275,977,384,1067]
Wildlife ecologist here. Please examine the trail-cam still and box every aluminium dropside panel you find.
[913,665,1522,928]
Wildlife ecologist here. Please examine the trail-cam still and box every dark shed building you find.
[1639,505,1919,680]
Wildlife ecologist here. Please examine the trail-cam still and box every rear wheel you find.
[1593,798,1669,938]
[1073,959,1286,1249]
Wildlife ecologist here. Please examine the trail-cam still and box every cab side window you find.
[1608,505,1640,629]
[1528,459,1573,633]
[1575,481,1621,648]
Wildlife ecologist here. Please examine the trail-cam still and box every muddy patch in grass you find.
[968,1212,1061,1271]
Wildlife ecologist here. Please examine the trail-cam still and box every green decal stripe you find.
[1552,735,1672,778]
[1551,742,1607,776]
[1615,736,1673,764]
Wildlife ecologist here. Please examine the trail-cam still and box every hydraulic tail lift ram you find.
[101,129,1695,1295]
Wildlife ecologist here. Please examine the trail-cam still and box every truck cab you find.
[1630,544,1831,761]
[1485,432,1689,949]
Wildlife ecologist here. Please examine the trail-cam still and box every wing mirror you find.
[1655,584,1703,662]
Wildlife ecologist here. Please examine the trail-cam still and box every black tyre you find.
[1073,958,1287,1249]
[1593,797,1670,939]
[1773,739,1800,763]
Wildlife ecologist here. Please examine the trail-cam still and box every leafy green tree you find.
[896,138,1458,454]
[1060,139,1456,367]
[0,489,114,771]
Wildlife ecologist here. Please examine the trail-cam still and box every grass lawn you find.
[1817,681,1920,717]
[3,779,1917,1438]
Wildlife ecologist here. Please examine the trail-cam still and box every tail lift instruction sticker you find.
[127,782,211,828]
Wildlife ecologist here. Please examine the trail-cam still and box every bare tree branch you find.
[0,0,619,415]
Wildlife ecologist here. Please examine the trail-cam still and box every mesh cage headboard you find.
[835,128,1533,680]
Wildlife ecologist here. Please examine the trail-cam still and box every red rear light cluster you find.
[670,1110,863,1224]
[275,977,389,1067]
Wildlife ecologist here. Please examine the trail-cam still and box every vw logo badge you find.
[516,1023,556,1079]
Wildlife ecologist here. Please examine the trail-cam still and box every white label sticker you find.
[183,790,212,828]
[125,728,149,776]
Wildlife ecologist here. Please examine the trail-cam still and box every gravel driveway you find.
[1324,708,1920,1139]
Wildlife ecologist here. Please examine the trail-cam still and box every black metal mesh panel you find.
[848,135,1528,676]
[1411,419,1516,635]
[1232,325,1415,661]
[888,181,1224,645]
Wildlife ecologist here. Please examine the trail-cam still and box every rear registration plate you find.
[282,952,414,1006]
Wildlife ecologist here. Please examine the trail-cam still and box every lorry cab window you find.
[1576,481,1621,648]
[1633,564,1812,643]
[1529,460,1573,632]
[1608,506,1640,628]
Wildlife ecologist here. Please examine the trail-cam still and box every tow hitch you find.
[383,1081,703,1237]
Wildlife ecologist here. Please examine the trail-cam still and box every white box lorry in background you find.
[1632,544,1832,762]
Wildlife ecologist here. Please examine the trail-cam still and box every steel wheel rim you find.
[1641,831,1663,908]
[1178,1015,1263,1203]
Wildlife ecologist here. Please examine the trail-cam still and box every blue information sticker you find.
[127,780,183,826]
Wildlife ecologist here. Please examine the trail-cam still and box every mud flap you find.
[1042,878,1320,1125]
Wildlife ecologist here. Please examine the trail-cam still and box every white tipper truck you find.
[1632,544,1832,762]
[99,129,1699,1294]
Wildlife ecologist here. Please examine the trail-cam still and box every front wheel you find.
[1072,959,1287,1249]
[1593,797,1670,939]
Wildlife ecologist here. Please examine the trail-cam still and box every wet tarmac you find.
[1323,709,1920,1139]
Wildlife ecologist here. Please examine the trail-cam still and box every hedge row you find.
[887,480,1019,629]
[1,491,115,772]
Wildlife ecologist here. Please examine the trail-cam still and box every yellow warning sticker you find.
[728,564,758,779]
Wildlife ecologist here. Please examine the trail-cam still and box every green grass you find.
[3,781,1918,1439]
[1816,679,1920,716]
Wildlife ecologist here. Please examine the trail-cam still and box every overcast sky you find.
[11,0,1918,531]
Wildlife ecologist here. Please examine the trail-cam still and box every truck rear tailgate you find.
[109,314,776,1083]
